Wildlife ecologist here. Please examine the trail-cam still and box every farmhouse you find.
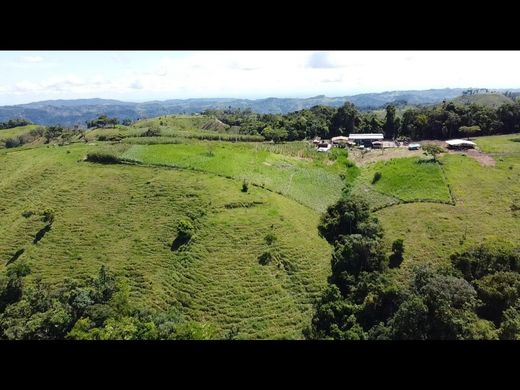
[446,139,476,150]
[348,133,384,146]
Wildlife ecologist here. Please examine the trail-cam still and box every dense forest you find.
[204,100,520,141]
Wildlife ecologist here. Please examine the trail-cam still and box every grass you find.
[375,134,520,274]
[0,143,331,339]
[120,142,356,212]
[353,157,452,205]
[0,125,42,143]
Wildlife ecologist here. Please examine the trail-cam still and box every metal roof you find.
[446,139,476,146]
[348,133,384,140]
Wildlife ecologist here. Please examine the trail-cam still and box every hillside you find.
[0,88,470,126]
[451,93,515,108]
[0,143,335,339]
[2,112,519,339]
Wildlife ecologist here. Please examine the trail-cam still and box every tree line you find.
[204,100,520,142]
[305,189,520,340]
[0,118,33,130]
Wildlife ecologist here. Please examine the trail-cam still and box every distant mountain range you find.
[0,88,518,126]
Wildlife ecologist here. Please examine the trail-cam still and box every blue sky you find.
[1,51,519,105]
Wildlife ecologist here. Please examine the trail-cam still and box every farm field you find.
[0,143,332,339]
[121,142,356,212]
[373,134,520,271]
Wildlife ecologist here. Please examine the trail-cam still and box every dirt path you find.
[450,149,496,167]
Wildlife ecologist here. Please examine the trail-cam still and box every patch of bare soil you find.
[451,149,496,167]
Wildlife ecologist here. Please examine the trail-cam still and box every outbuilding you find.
[348,133,384,147]
[446,139,476,150]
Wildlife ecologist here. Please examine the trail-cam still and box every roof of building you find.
[446,139,477,146]
[348,133,384,140]
[331,136,349,142]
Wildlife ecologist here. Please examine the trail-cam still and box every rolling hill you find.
[0,88,472,126]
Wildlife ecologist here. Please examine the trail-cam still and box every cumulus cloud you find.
[17,56,45,63]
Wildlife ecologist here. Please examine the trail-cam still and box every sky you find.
[0,51,519,105]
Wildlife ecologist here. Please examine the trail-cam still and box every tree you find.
[459,125,481,138]
[422,144,444,162]
[262,126,288,143]
[499,307,520,340]
[331,103,360,136]
[44,126,64,143]
[318,194,383,244]
[474,271,520,324]
[451,244,520,282]
[307,285,366,340]
[383,105,398,139]
[330,234,388,289]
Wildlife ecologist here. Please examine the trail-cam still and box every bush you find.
[241,180,249,193]
[372,171,382,184]
[142,127,161,137]
[4,138,21,148]
[389,239,405,268]
[264,232,277,245]
[85,152,121,164]
[177,219,194,239]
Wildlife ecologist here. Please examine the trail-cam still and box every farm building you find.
[348,133,384,146]
[446,139,476,150]
[331,136,349,145]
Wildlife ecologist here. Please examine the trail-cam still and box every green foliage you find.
[459,125,481,137]
[318,195,383,244]
[85,151,121,164]
[371,171,382,184]
[0,119,33,129]
[330,235,387,289]
[86,115,119,129]
[451,244,520,282]
[44,126,64,143]
[499,307,520,340]
[383,105,398,139]
[262,126,288,143]
[422,144,444,162]
[389,239,405,268]
[474,272,520,324]
[177,219,194,240]
[142,126,161,137]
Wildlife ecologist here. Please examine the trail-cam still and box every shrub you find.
[177,219,194,239]
[142,127,161,137]
[389,239,405,268]
[372,171,382,184]
[241,180,249,193]
[85,152,121,164]
[4,137,21,148]
[264,232,277,245]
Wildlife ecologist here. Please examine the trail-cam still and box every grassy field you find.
[352,157,452,209]
[0,143,332,339]
[120,142,356,212]
[0,125,42,142]
[374,134,520,273]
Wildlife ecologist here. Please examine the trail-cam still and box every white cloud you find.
[307,52,343,68]
[17,56,45,63]
[2,51,520,104]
